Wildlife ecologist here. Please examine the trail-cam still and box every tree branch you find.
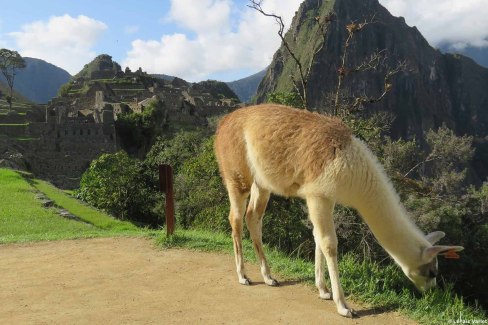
[248,0,332,109]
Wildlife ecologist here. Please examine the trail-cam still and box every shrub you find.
[145,130,209,174]
[177,137,229,230]
[267,91,304,108]
[78,151,161,226]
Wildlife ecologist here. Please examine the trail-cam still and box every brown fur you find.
[215,104,351,195]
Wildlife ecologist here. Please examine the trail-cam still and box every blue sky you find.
[1,0,487,82]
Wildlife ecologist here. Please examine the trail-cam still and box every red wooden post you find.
[158,164,175,236]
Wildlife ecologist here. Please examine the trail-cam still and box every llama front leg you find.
[315,241,332,299]
[306,196,356,318]
[228,189,250,285]
[245,183,278,286]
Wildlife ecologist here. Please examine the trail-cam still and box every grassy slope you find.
[157,230,486,325]
[0,169,144,243]
[30,177,138,232]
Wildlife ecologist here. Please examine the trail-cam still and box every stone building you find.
[0,55,239,188]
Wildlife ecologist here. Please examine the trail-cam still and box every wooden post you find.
[158,164,175,236]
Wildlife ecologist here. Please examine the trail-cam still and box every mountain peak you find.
[256,0,488,134]
[74,54,122,80]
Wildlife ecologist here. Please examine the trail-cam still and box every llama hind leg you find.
[315,241,332,299]
[306,196,356,318]
[228,187,250,285]
[245,183,278,286]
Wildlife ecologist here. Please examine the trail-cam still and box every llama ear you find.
[422,245,464,262]
[425,231,445,245]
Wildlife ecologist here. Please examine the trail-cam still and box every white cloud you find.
[379,0,488,49]
[168,0,232,34]
[123,0,302,81]
[125,25,140,35]
[9,15,107,74]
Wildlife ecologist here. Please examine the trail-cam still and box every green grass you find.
[0,123,28,126]
[1,167,485,323]
[29,177,138,232]
[157,229,487,325]
[15,137,40,141]
[0,169,145,244]
[0,112,27,116]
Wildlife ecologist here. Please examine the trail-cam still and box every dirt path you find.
[0,237,416,324]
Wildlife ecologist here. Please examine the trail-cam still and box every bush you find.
[145,130,209,174]
[77,151,161,226]
[177,137,229,230]
[267,91,304,108]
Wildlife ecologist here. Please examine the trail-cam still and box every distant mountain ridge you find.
[4,43,484,107]
[226,69,266,103]
[441,46,488,69]
[0,57,71,104]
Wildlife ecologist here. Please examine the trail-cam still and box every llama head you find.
[403,231,464,292]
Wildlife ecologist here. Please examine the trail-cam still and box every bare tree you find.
[0,49,26,112]
[248,0,333,109]
[333,16,406,115]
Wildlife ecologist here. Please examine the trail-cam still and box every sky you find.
[0,0,487,82]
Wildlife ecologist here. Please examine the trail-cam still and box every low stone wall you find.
[0,124,29,138]
[112,89,153,100]
[108,82,146,90]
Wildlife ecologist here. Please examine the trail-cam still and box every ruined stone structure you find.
[0,54,239,188]
[0,105,117,188]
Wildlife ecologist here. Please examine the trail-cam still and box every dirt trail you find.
[0,237,416,324]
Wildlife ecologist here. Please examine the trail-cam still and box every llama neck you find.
[341,138,430,267]
[355,184,426,266]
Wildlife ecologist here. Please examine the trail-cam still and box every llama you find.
[214,104,464,318]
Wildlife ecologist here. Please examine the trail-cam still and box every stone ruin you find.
[0,57,240,189]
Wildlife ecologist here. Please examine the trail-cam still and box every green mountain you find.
[192,80,240,101]
[226,69,266,103]
[151,74,176,81]
[0,57,71,104]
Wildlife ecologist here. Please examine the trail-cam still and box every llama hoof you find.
[239,277,251,285]
[349,309,358,318]
[319,292,332,300]
[340,308,358,318]
[266,278,279,286]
